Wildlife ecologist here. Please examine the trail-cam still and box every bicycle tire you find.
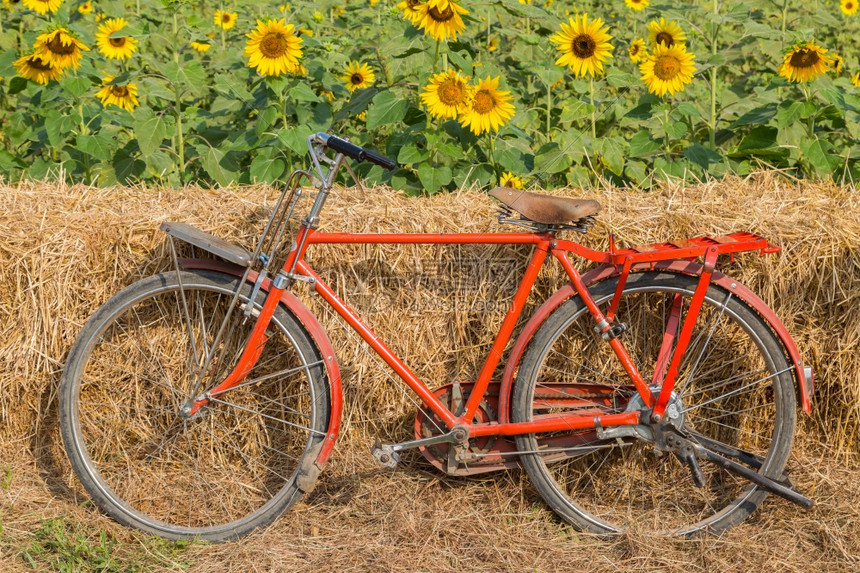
[59,269,331,542]
[512,271,796,535]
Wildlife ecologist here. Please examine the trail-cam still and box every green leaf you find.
[416,163,452,193]
[163,60,207,87]
[534,143,569,174]
[801,138,837,177]
[730,104,778,129]
[684,143,723,170]
[289,82,320,103]
[44,111,66,148]
[729,126,786,159]
[201,146,238,186]
[629,131,660,157]
[624,160,648,185]
[454,163,494,188]
[250,153,287,183]
[143,150,173,176]
[77,133,112,162]
[600,138,625,176]
[276,127,313,156]
[61,76,91,99]
[397,143,429,165]
[366,91,408,130]
[133,115,170,157]
[666,121,688,139]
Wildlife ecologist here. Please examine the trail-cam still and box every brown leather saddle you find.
[489,187,602,227]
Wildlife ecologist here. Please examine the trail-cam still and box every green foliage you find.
[18,517,194,572]
[0,0,857,191]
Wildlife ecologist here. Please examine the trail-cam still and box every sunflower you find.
[841,0,859,15]
[320,88,335,102]
[34,28,89,70]
[628,38,647,63]
[459,76,516,135]
[852,71,860,87]
[647,17,686,48]
[96,75,139,112]
[2,0,22,9]
[777,41,832,83]
[420,69,471,120]
[624,0,649,11]
[342,61,375,92]
[397,0,425,25]
[416,0,468,43]
[244,19,302,76]
[214,9,237,30]
[190,41,211,53]
[639,43,696,97]
[21,0,62,15]
[500,171,525,189]
[14,53,63,84]
[96,18,137,60]
[550,14,614,77]
[78,1,92,14]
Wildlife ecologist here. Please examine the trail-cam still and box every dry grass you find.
[0,172,858,571]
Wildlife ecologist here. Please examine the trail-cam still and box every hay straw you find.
[0,173,858,570]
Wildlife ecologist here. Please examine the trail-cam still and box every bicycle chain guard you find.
[414,381,632,476]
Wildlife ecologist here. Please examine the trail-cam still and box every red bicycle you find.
[59,133,814,541]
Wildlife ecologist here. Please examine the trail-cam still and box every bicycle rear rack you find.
[609,232,781,265]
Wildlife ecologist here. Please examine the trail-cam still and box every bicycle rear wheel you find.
[512,271,796,535]
[59,269,330,541]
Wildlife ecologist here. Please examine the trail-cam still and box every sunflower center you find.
[407,0,421,7]
[630,45,641,56]
[110,85,130,97]
[438,79,465,106]
[47,35,77,55]
[222,14,232,23]
[789,48,820,69]
[653,55,681,80]
[260,33,288,58]
[109,37,127,47]
[655,32,674,47]
[571,34,596,59]
[429,6,454,22]
[350,73,364,85]
[473,90,496,114]
[27,56,52,71]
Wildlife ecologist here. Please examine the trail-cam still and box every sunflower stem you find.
[546,80,552,136]
[663,107,671,160]
[175,84,185,184]
[589,77,596,139]
[442,51,448,73]
[708,0,720,150]
[488,134,497,176]
[433,41,440,71]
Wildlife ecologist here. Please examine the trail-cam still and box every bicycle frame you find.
[180,133,812,459]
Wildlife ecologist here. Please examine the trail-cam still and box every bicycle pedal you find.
[370,442,400,469]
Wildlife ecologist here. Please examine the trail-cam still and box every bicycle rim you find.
[513,272,795,535]
[60,271,328,540]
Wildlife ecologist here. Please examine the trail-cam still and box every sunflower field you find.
[0,0,858,192]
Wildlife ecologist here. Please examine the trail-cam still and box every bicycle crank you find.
[371,426,469,469]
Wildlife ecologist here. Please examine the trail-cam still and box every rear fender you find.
[178,258,342,478]
[497,260,812,423]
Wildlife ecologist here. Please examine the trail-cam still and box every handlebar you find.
[316,133,398,171]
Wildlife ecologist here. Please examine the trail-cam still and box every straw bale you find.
[0,173,858,571]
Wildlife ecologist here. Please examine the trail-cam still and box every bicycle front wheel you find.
[512,271,796,535]
[59,269,331,542]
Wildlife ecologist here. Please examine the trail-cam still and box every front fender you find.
[178,258,342,472]
[497,260,812,423]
